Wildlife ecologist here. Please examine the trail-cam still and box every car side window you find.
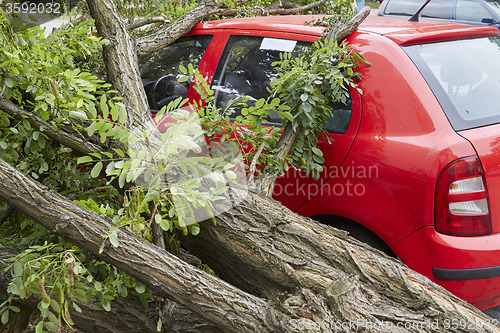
[421,0,453,19]
[139,35,213,111]
[212,35,353,134]
[456,0,491,22]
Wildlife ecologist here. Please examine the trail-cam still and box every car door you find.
[208,31,362,212]
[453,0,500,28]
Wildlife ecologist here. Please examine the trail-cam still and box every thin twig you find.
[247,142,266,184]
[143,204,158,238]
[127,16,168,31]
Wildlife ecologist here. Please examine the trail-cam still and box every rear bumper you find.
[393,226,500,310]
[433,266,500,281]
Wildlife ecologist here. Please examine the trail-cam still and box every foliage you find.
[269,38,368,179]
[1,238,150,332]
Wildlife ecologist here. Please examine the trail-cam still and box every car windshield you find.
[485,0,500,17]
[405,37,500,130]
[383,0,452,18]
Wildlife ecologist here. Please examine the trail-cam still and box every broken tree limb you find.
[326,6,371,43]
[179,191,498,333]
[0,98,103,156]
[254,6,370,195]
[256,0,327,15]
[86,0,153,128]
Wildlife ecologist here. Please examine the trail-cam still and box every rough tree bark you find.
[0,1,498,333]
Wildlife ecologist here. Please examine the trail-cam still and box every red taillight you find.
[435,156,491,236]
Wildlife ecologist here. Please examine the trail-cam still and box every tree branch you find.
[136,0,327,57]
[326,6,370,42]
[259,0,327,15]
[0,205,15,227]
[0,98,103,156]
[127,16,167,31]
[86,0,153,128]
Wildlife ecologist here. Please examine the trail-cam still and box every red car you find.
[139,15,500,310]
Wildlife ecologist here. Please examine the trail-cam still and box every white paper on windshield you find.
[260,38,297,52]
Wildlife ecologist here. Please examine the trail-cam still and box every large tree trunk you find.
[0,159,497,333]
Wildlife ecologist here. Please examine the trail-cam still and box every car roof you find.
[192,15,499,45]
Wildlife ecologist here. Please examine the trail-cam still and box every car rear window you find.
[383,0,453,18]
[404,37,500,130]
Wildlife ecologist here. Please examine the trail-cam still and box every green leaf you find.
[8,306,20,313]
[86,122,97,137]
[102,300,111,312]
[4,77,14,88]
[135,282,146,294]
[72,302,82,313]
[13,261,23,276]
[88,103,97,118]
[312,147,323,156]
[94,281,102,292]
[157,318,162,332]
[45,311,58,331]
[69,111,88,120]
[117,103,127,124]
[113,148,125,158]
[118,169,127,188]
[255,98,265,109]
[35,321,44,333]
[110,104,119,121]
[281,111,294,123]
[191,224,200,236]
[109,229,119,248]
[100,95,108,118]
[1,310,8,325]
[91,161,103,178]
[50,299,60,314]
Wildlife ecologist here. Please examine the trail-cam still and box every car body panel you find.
[393,226,500,309]
[295,28,479,243]
[459,123,500,234]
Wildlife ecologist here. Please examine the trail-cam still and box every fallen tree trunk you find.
[0,158,497,332]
